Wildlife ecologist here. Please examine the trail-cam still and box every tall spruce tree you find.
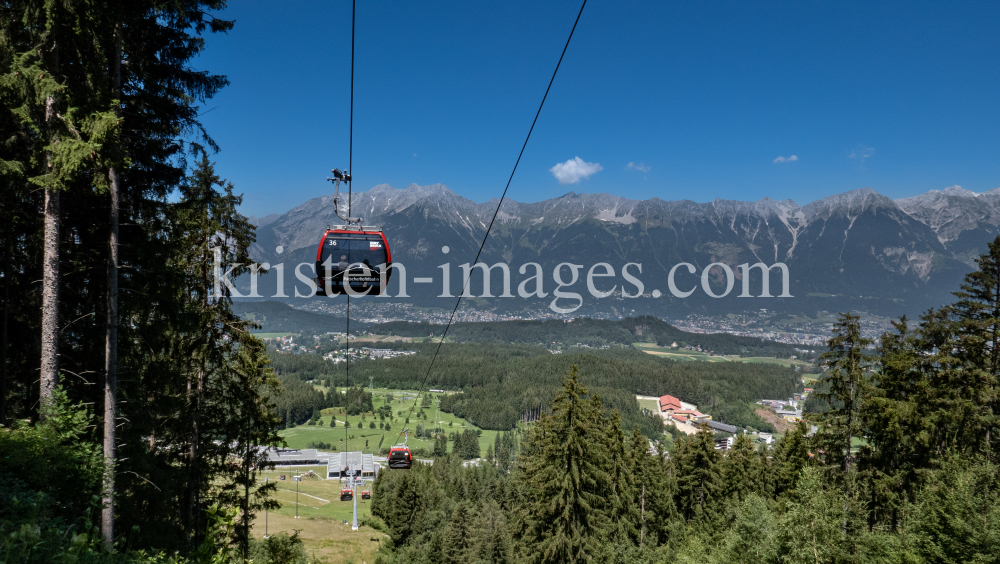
[816,312,871,534]
[673,429,722,524]
[720,433,766,506]
[442,502,473,564]
[864,316,928,528]
[1,0,118,410]
[943,235,1000,456]
[101,0,125,547]
[771,423,812,499]
[605,412,640,547]
[518,365,610,563]
[817,312,872,478]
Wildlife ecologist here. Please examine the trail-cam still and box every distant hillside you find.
[232,301,366,334]
[368,316,807,359]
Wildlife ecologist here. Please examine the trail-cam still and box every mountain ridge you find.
[245,183,997,318]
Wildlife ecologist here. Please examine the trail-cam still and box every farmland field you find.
[632,342,815,369]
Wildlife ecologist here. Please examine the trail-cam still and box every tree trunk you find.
[187,365,202,548]
[40,41,60,411]
[101,23,122,551]
[40,186,60,407]
[1,218,8,426]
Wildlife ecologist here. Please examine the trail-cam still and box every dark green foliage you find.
[815,313,871,475]
[717,494,777,564]
[345,386,374,416]
[494,431,519,474]
[0,390,102,535]
[442,503,474,564]
[306,441,334,450]
[433,433,448,457]
[771,423,813,499]
[903,457,1000,563]
[719,434,768,505]
[452,429,481,459]
[517,366,610,563]
[672,430,722,524]
[246,531,310,564]
[271,373,328,427]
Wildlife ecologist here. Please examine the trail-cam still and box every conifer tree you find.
[605,412,640,546]
[518,365,609,563]
[777,468,849,563]
[380,471,421,546]
[2,0,118,408]
[864,317,927,527]
[673,429,721,524]
[720,433,765,505]
[442,503,473,564]
[641,440,676,546]
[471,499,512,563]
[434,433,448,457]
[719,494,778,564]
[626,425,653,547]
[771,423,812,499]
[938,237,1000,455]
[816,313,872,482]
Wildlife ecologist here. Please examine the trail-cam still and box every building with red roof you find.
[659,394,682,412]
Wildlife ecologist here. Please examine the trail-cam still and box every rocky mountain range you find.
[242,183,999,319]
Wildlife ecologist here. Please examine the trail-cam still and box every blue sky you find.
[195,0,1000,218]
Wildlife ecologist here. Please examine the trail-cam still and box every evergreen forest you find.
[0,2,286,562]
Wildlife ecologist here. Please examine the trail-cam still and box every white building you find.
[327,451,380,481]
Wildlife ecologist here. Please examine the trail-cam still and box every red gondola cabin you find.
[388,445,412,469]
[314,228,391,296]
[340,488,354,501]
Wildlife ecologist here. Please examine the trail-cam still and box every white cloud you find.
[626,161,651,173]
[773,155,799,163]
[550,157,603,185]
[849,147,875,162]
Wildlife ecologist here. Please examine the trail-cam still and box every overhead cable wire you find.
[345,0,356,450]
[393,0,589,446]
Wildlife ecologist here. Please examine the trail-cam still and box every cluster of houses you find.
[322,347,417,363]
[267,335,316,354]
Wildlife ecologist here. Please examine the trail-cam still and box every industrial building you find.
[327,451,380,481]
[265,448,330,466]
